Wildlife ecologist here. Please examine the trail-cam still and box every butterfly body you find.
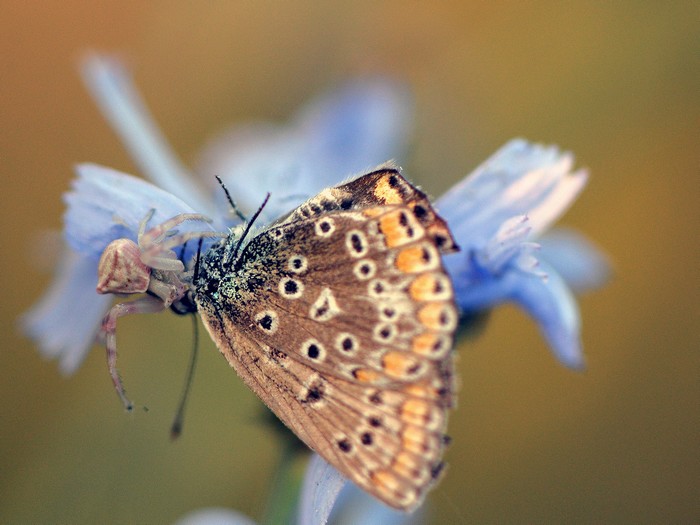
[195,168,459,511]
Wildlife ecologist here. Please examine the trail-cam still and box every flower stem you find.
[262,440,308,525]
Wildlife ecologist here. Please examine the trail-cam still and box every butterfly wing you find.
[282,166,459,255]
[195,171,458,511]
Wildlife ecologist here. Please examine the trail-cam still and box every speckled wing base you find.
[195,167,459,511]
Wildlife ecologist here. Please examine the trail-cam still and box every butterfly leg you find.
[101,295,166,410]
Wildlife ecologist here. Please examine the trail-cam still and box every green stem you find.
[262,442,308,525]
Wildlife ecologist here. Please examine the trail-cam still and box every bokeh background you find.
[1,2,698,523]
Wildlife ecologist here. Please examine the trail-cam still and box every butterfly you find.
[97,166,459,511]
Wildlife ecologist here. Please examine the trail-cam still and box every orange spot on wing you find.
[408,273,444,301]
[371,469,401,493]
[411,332,451,358]
[412,332,439,355]
[404,383,439,400]
[393,452,423,480]
[396,246,432,272]
[373,176,403,205]
[354,368,381,383]
[382,351,420,379]
[379,214,403,248]
[418,302,456,331]
[402,425,430,453]
[402,398,430,421]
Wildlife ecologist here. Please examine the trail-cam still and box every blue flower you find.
[20,54,416,521]
[172,455,420,525]
[437,139,609,368]
[22,53,608,519]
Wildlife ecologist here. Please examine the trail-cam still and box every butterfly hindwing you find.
[195,169,458,511]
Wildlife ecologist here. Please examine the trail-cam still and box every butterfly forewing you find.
[195,170,458,511]
[284,167,459,255]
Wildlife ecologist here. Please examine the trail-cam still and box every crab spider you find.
[96,210,223,410]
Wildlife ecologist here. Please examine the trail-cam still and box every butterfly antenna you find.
[215,175,247,222]
[170,313,199,440]
[231,192,270,264]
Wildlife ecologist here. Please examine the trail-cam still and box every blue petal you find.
[196,123,306,222]
[447,253,584,368]
[436,139,587,248]
[438,139,597,367]
[509,262,585,369]
[445,250,518,311]
[64,164,216,261]
[297,454,347,525]
[172,508,257,525]
[477,215,533,275]
[330,483,425,525]
[539,228,611,292]
[20,250,112,375]
[80,53,214,214]
[295,77,413,186]
[196,78,412,222]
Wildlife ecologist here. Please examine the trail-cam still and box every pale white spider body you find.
[96,210,223,410]
[97,238,151,295]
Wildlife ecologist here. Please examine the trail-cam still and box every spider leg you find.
[156,231,224,258]
[139,213,212,247]
[137,209,157,239]
[101,295,166,411]
[141,231,224,271]
[147,274,186,307]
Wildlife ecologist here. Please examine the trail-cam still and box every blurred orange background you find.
[1,2,697,523]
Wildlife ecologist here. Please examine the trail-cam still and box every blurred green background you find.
[1,2,698,523]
